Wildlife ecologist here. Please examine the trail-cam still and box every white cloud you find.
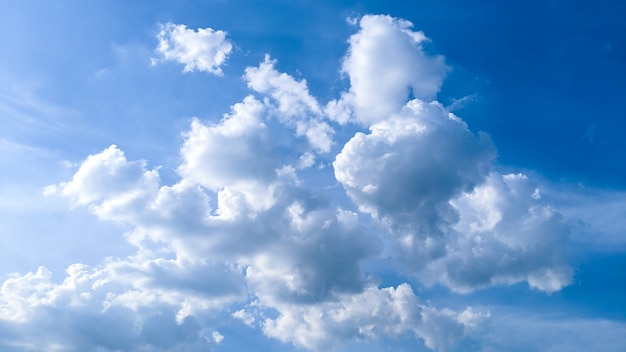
[31,121,382,348]
[326,14,448,125]
[245,55,334,153]
[328,16,576,292]
[23,165,332,351]
[5,12,619,352]
[333,96,571,293]
[263,283,489,352]
[245,55,321,117]
[153,22,233,75]
[0,259,239,352]
[178,95,279,213]
[30,91,485,350]
[51,145,160,208]
[232,309,255,327]
[439,172,572,292]
[243,203,380,306]
[0,266,55,322]
[334,99,495,270]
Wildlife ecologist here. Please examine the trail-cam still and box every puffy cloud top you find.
[245,55,334,153]
[153,22,233,75]
[327,15,448,125]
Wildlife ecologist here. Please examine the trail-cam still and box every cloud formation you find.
[330,14,571,293]
[326,15,448,125]
[333,101,571,292]
[245,55,334,153]
[153,22,233,75]
[442,173,572,292]
[0,262,234,351]
[263,284,489,351]
[0,13,590,352]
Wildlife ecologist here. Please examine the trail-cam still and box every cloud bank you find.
[0,14,593,352]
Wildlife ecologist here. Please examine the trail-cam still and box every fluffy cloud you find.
[334,100,495,234]
[45,145,160,214]
[0,260,237,351]
[245,55,321,118]
[326,15,448,125]
[2,12,600,352]
[66,143,378,304]
[153,22,232,75]
[440,173,572,292]
[331,17,571,292]
[245,55,334,153]
[178,95,279,213]
[333,95,571,293]
[262,284,490,352]
[244,202,379,305]
[20,109,384,350]
[334,99,495,271]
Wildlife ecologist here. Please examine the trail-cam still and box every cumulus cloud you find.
[3,12,599,352]
[334,100,495,271]
[331,16,572,292]
[245,55,334,153]
[153,22,233,75]
[24,118,383,350]
[326,14,448,125]
[326,14,577,293]
[440,173,572,292]
[262,283,489,352]
[0,260,239,352]
[46,145,160,217]
[245,55,321,117]
[334,100,495,233]
[178,95,279,213]
[333,92,571,293]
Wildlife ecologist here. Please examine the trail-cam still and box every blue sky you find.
[0,1,625,351]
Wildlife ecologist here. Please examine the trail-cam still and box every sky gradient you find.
[1,1,625,351]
